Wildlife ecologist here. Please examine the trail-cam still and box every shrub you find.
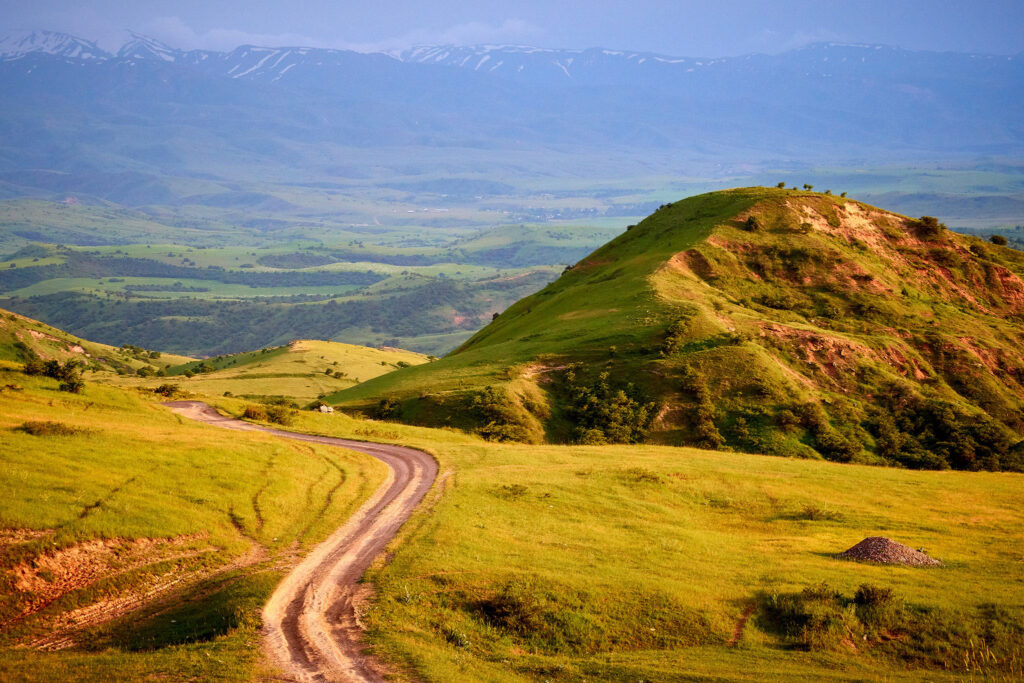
[743,215,762,232]
[152,384,180,397]
[912,216,946,238]
[265,405,294,425]
[373,397,400,420]
[242,405,268,421]
[561,367,656,444]
[472,386,532,442]
[18,421,86,436]
[990,234,1008,245]
[59,378,85,394]
[660,317,690,356]
[854,584,903,633]
[681,365,724,449]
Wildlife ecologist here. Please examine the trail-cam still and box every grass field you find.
[265,408,1024,682]
[0,362,388,681]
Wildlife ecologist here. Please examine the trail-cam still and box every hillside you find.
[0,307,192,373]
[111,338,429,403]
[0,359,386,680]
[333,187,1024,471]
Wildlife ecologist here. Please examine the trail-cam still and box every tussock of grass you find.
[16,421,90,437]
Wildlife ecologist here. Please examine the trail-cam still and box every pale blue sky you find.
[2,0,1022,56]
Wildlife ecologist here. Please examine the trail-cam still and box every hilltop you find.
[332,187,1024,471]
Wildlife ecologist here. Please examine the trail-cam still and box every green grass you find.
[0,362,387,680]
[272,408,1024,682]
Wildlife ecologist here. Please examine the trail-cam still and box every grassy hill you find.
[0,307,192,373]
[111,338,429,403]
[330,187,1024,471]
[2,304,1023,682]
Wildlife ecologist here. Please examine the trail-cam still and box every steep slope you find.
[333,187,1024,470]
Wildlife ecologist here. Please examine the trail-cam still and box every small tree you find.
[913,216,946,238]
[803,183,814,191]
[990,234,1008,245]
[777,181,786,188]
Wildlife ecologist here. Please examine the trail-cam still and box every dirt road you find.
[164,401,438,682]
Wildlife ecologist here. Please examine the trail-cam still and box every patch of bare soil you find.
[839,537,942,567]
[520,363,568,383]
[4,534,215,629]
[24,541,269,651]
[0,528,53,546]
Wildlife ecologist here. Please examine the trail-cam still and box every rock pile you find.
[839,536,942,567]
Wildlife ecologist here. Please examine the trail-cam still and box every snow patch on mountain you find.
[0,30,110,62]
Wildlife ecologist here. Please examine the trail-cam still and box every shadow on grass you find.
[90,570,280,651]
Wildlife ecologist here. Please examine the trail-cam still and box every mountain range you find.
[0,30,1021,209]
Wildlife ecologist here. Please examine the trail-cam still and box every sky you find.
[2,0,1022,57]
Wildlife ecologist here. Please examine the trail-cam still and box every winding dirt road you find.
[164,401,438,682]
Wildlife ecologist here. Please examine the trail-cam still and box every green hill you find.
[0,307,193,374]
[110,338,429,403]
[330,187,1024,471]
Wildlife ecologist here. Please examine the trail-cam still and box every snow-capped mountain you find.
[0,28,1020,206]
[395,44,707,85]
[0,30,110,62]
[116,32,181,63]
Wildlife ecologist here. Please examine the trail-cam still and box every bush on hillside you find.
[678,365,725,449]
[865,385,1022,471]
[373,396,400,420]
[152,384,180,397]
[18,420,88,436]
[23,355,85,393]
[561,366,656,444]
[760,583,1024,673]
[265,405,294,425]
[471,386,532,442]
[912,216,946,238]
[242,405,268,421]
[743,215,763,232]
[990,234,1008,245]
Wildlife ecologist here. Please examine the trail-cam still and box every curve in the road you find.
[164,400,438,683]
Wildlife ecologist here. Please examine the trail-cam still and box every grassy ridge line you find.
[268,408,1024,682]
[0,364,388,681]
[330,190,753,407]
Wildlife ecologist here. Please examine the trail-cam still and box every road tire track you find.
[164,400,438,683]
